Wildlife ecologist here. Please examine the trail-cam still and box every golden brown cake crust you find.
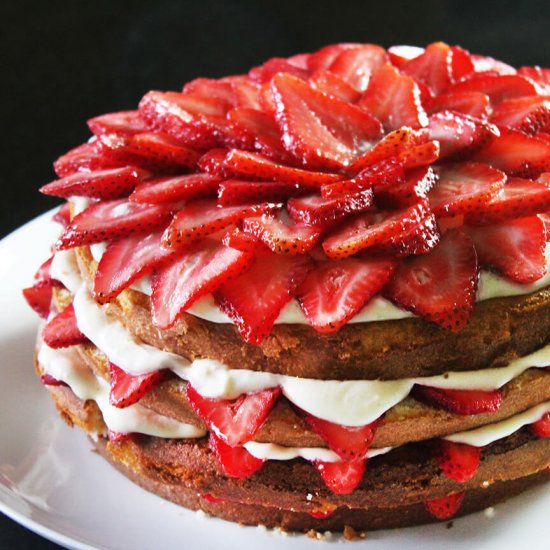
[75,246,550,381]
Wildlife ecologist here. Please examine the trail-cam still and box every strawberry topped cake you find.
[23,41,550,533]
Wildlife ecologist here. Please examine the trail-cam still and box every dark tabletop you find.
[2,0,549,547]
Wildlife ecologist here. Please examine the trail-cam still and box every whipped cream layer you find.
[82,215,550,326]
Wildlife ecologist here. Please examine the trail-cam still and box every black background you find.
[1,0,549,547]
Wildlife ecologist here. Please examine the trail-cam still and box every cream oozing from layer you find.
[68,281,550,427]
[38,343,205,439]
[85,228,550,325]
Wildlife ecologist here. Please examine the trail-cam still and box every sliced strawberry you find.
[40,373,68,387]
[52,202,72,227]
[129,173,220,204]
[322,158,405,198]
[464,217,547,283]
[242,214,321,255]
[162,200,277,249]
[109,363,166,408]
[428,111,499,159]
[428,162,506,216]
[223,149,341,186]
[413,386,503,415]
[200,493,225,504]
[328,44,388,92]
[53,141,124,177]
[426,92,490,119]
[447,74,540,104]
[229,76,262,110]
[490,96,550,134]
[87,111,148,136]
[151,240,254,329]
[398,140,440,169]
[97,132,200,172]
[248,57,309,84]
[271,73,383,170]
[23,282,54,319]
[208,433,265,479]
[287,189,373,226]
[183,77,236,105]
[56,199,173,249]
[401,41,453,95]
[309,70,361,103]
[472,55,516,76]
[198,148,233,177]
[93,230,175,304]
[322,201,430,259]
[107,430,134,443]
[215,249,313,344]
[388,45,424,67]
[374,166,437,209]
[302,412,377,460]
[436,440,481,483]
[42,304,88,349]
[314,459,365,495]
[222,227,261,252]
[307,508,336,519]
[297,257,396,332]
[450,46,475,82]
[473,128,550,178]
[359,63,428,131]
[466,176,550,224]
[384,230,478,330]
[40,166,148,200]
[518,66,550,94]
[218,179,307,206]
[186,384,280,446]
[307,43,360,72]
[531,412,550,437]
[424,492,465,520]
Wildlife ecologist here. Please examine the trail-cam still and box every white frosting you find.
[38,343,205,439]
[50,249,82,294]
[69,282,550,427]
[444,400,550,447]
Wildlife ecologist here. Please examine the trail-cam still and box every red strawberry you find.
[374,166,437,209]
[384,230,478,330]
[248,57,309,84]
[436,440,481,483]
[388,45,424,67]
[328,44,388,91]
[109,363,166,408]
[200,493,225,504]
[428,111,500,159]
[307,43,360,72]
[413,386,503,415]
[466,176,550,224]
[56,199,173,250]
[531,412,550,437]
[398,140,440,169]
[464,217,547,283]
[208,433,265,478]
[87,111,148,136]
[229,76,262,110]
[241,214,322,255]
[322,158,405,198]
[93,230,175,304]
[183,77,236,104]
[162,200,277,249]
[215,249,313,344]
[322,200,431,259]
[97,132,200,172]
[472,55,516,75]
[151,240,254,329]
[518,66,550,94]
[450,46,475,82]
[186,384,281,446]
[42,304,88,349]
[271,73,383,170]
[107,430,134,443]
[447,74,540,104]
[359,64,428,131]
[401,41,453,95]
[297,257,396,332]
[473,128,550,178]
[314,459,365,495]
[426,92,490,119]
[53,141,124,177]
[287,189,373,226]
[222,227,262,252]
[428,162,506,216]
[23,283,54,319]
[40,373,68,387]
[307,508,336,519]
[424,492,465,519]
[490,96,550,134]
[218,179,308,206]
[223,149,341,186]
[198,148,233,177]
[52,202,71,227]
[129,173,220,204]
[40,166,148,200]
[309,70,361,103]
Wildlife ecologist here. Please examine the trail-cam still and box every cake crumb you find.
[306,529,332,541]
[257,524,267,532]
[195,509,208,519]
[484,506,496,519]
[306,493,313,501]
[343,526,367,540]
[446,521,454,529]
[275,527,288,537]
[481,480,490,488]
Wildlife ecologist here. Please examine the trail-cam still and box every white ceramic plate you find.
[1,211,549,550]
